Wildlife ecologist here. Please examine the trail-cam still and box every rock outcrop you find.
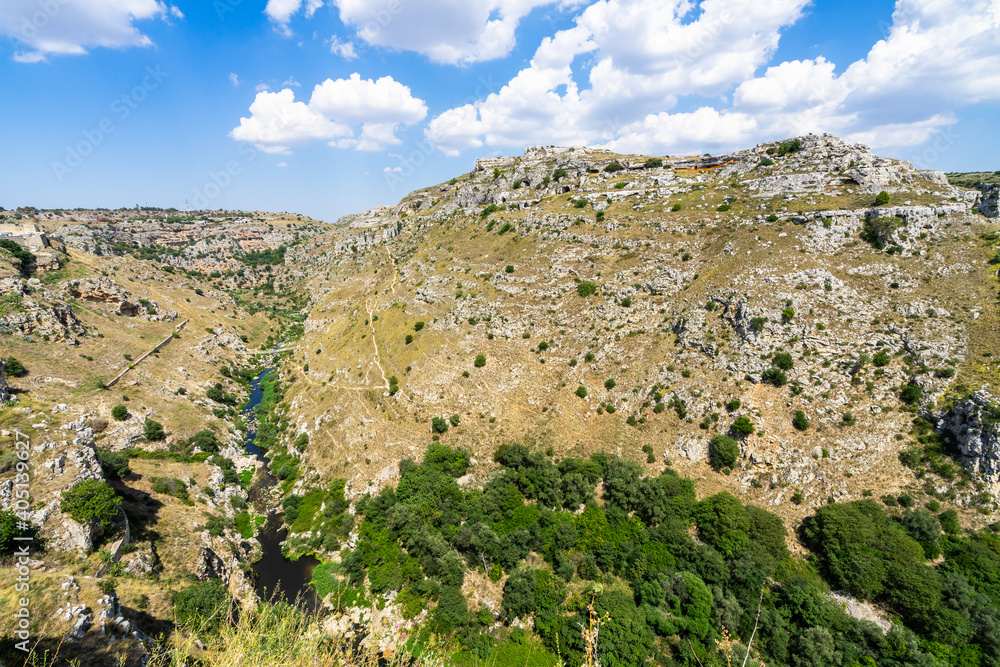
[939,391,1000,498]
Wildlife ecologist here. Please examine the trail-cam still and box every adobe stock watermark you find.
[911,127,959,171]
[214,0,244,20]
[17,0,70,42]
[383,74,504,191]
[51,65,169,182]
[187,141,262,209]
[11,428,35,653]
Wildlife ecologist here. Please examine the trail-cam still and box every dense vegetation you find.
[326,443,1000,666]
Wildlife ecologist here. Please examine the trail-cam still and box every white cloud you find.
[231,73,427,153]
[282,76,301,88]
[268,0,557,64]
[329,35,358,59]
[0,0,181,62]
[229,73,240,86]
[427,0,1000,156]
[256,83,271,92]
[383,166,403,173]
[277,161,289,167]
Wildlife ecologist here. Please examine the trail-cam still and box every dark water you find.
[243,368,322,612]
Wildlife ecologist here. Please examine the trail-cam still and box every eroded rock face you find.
[939,391,1000,497]
[978,184,999,218]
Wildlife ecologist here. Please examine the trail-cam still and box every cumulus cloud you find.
[229,73,240,86]
[231,73,427,153]
[268,0,556,64]
[426,0,1000,156]
[0,0,181,62]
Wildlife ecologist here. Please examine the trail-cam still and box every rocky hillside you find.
[276,134,999,530]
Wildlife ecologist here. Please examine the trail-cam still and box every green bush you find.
[731,416,755,437]
[3,356,27,377]
[875,190,891,206]
[762,367,787,387]
[575,386,588,398]
[573,199,588,209]
[0,510,36,555]
[474,354,486,368]
[603,161,623,173]
[173,578,231,634]
[644,158,663,168]
[709,435,739,471]
[111,404,129,421]
[749,317,767,332]
[900,382,923,404]
[765,214,778,222]
[552,168,568,181]
[772,352,794,370]
[776,139,801,156]
[449,414,461,427]
[716,204,731,212]
[414,321,425,332]
[671,203,682,212]
[144,418,165,441]
[576,281,597,297]
[781,307,795,321]
[293,432,310,449]
[759,157,774,166]
[862,216,898,250]
[97,449,131,480]
[388,376,399,395]
[0,240,35,276]
[792,410,810,431]
[431,417,449,434]
[505,265,514,273]
[60,479,121,530]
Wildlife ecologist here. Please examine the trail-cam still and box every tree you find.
[873,349,891,367]
[575,385,588,398]
[644,157,663,168]
[97,449,131,480]
[903,508,942,559]
[875,190,891,206]
[190,429,219,453]
[144,418,165,440]
[695,492,750,558]
[604,378,616,390]
[0,510,36,555]
[862,216,898,250]
[3,357,27,377]
[474,354,486,368]
[792,411,810,431]
[731,416,755,438]
[60,479,121,530]
[110,404,128,421]
[709,435,740,471]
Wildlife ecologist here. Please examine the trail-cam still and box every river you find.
[243,368,321,612]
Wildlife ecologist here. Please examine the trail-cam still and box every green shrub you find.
[294,432,310,449]
[716,204,731,212]
[604,378,616,390]
[765,214,778,222]
[0,510,36,555]
[173,578,231,634]
[60,479,121,530]
[576,281,597,297]
[781,307,795,321]
[772,352,794,370]
[575,386,588,398]
[644,158,663,168]
[480,204,501,219]
[900,382,923,404]
[731,416,755,437]
[873,350,891,367]
[144,418,165,441]
[414,321,425,332]
[552,168,568,181]
[0,240,36,276]
[573,199,588,209]
[726,399,741,411]
[671,203,682,212]
[474,354,486,368]
[875,190,891,206]
[97,449,131,480]
[776,139,801,156]
[792,411,810,431]
[449,414,461,427]
[759,157,774,166]
[111,404,129,421]
[603,161,623,173]
[762,367,787,387]
[862,216,898,250]
[3,356,27,377]
[749,317,767,332]
[709,435,740,471]
[431,417,449,434]
[504,265,514,273]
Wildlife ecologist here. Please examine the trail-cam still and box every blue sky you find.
[0,0,998,222]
